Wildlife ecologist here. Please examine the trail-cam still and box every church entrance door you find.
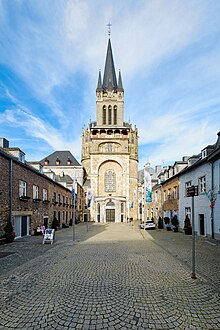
[106,209,115,222]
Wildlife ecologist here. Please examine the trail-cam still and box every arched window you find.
[108,106,112,125]
[103,106,106,125]
[106,201,115,206]
[105,144,112,152]
[105,170,116,192]
[114,106,117,125]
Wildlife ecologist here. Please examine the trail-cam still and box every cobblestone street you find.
[0,222,220,329]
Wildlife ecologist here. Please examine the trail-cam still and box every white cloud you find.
[1,106,82,160]
[1,0,220,168]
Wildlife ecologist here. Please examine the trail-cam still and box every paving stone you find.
[0,222,219,329]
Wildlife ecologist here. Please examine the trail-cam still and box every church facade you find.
[81,39,138,223]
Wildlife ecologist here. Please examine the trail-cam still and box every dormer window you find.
[19,152,25,163]
[56,157,60,165]
[202,149,207,159]
[44,158,49,165]
[67,158,71,165]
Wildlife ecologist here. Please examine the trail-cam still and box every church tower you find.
[81,37,138,223]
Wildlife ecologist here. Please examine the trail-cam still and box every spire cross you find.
[107,22,112,37]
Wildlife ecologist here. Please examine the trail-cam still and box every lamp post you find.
[72,177,76,242]
[186,185,198,279]
[84,192,88,232]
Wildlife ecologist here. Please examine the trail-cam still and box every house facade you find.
[40,150,83,188]
[179,160,212,237]
[0,147,73,238]
[162,175,180,220]
[178,132,220,239]
[207,133,220,239]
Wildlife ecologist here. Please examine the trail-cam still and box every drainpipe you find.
[10,159,13,223]
[211,162,214,239]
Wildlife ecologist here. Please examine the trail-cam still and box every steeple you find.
[96,70,102,91]
[102,39,117,91]
[117,70,124,92]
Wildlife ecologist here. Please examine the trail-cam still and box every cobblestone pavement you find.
[0,222,220,329]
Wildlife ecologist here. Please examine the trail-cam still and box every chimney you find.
[0,138,9,148]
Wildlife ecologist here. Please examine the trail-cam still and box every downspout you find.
[211,161,214,239]
[10,159,13,223]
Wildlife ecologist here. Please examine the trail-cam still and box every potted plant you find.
[164,217,171,231]
[158,217,163,229]
[4,221,15,243]
[171,215,179,232]
[184,215,192,235]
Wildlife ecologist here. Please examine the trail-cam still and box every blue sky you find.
[0,0,220,169]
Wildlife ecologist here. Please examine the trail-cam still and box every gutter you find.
[211,161,214,239]
[10,159,13,223]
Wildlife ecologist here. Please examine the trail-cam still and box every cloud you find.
[0,102,82,161]
[0,0,220,168]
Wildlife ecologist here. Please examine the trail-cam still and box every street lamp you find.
[85,192,88,232]
[72,178,77,242]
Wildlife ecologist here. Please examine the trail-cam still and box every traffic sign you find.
[186,185,198,197]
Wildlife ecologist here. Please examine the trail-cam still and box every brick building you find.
[0,147,73,238]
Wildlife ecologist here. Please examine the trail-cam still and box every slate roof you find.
[40,151,81,166]
[55,174,73,183]
[96,70,103,91]
[102,39,118,90]
[117,70,124,91]
[96,38,124,92]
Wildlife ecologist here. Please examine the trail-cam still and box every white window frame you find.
[168,188,171,200]
[163,190,166,201]
[185,181,191,196]
[185,207,191,220]
[33,185,39,199]
[43,188,48,201]
[173,186,178,199]
[198,176,206,194]
[19,180,27,197]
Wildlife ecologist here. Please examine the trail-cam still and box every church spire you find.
[117,70,124,92]
[102,39,118,91]
[96,70,102,91]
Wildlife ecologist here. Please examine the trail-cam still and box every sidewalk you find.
[137,222,220,292]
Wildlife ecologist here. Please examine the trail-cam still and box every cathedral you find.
[81,38,138,223]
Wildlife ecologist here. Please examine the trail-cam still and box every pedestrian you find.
[40,224,45,235]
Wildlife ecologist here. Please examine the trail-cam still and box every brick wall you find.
[0,152,73,234]
[0,155,10,228]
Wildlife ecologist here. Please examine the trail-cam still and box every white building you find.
[179,159,212,236]
[179,132,220,239]
[207,132,220,240]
